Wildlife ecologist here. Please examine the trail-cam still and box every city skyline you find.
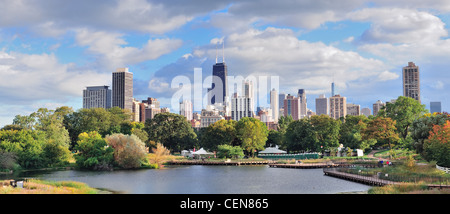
[1,1,450,127]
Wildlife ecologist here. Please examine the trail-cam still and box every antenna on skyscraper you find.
[215,42,218,64]
[222,39,225,63]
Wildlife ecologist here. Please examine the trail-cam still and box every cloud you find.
[144,27,389,105]
[0,50,110,104]
[348,8,448,44]
[74,28,183,70]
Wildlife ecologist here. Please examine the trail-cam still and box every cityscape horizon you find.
[1,1,449,127]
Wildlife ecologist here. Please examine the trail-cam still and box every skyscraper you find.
[331,82,335,97]
[209,44,228,105]
[279,93,286,109]
[112,68,133,111]
[83,85,111,109]
[430,102,442,113]
[315,94,328,116]
[329,95,346,120]
[270,88,279,123]
[346,103,361,116]
[373,100,385,116]
[298,89,307,118]
[283,94,300,120]
[231,81,254,121]
[403,62,420,103]
[180,100,193,120]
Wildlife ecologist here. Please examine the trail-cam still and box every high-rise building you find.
[331,82,335,97]
[270,88,279,123]
[279,93,287,109]
[403,62,420,103]
[83,85,111,109]
[298,89,307,118]
[430,102,442,113]
[112,68,133,111]
[201,105,224,128]
[373,100,385,116]
[315,94,328,116]
[132,98,140,122]
[329,95,346,120]
[231,94,254,121]
[283,94,300,120]
[209,44,228,105]
[180,100,193,120]
[346,103,361,116]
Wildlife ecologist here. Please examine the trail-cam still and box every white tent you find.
[192,148,214,155]
[259,146,287,154]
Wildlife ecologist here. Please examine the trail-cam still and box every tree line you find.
[1,96,449,171]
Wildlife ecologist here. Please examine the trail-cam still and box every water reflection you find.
[2,165,371,194]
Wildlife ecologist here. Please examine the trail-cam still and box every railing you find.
[324,167,450,186]
[436,164,450,174]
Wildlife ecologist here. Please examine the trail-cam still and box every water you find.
[2,165,371,194]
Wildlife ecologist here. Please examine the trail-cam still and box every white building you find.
[180,100,193,120]
[270,88,279,123]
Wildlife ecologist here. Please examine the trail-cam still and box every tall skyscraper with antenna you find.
[209,41,228,105]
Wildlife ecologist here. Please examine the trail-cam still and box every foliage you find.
[378,96,428,139]
[310,115,340,150]
[200,119,237,151]
[105,133,148,169]
[63,107,132,148]
[145,113,197,153]
[362,117,399,149]
[266,129,283,147]
[73,131,114,170]
[235,117,268,157]
[410,112,450,155]
[148,143,171,168]
[0,179,100,194]
[284,119,319,152]
[0,150,17,170]
[216,144,244,159]
[423,121,450,167]
[339,115,374,151]
[0,129,47,168]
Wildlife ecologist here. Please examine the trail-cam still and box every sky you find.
[1,0,450,127]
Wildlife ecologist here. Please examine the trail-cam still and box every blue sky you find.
[1,0,450,126]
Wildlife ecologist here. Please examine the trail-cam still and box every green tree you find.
[310,115,340,150]
[0,129,47,168]
[144,113,197,153]
[74,131,114,170]
[284,119,319,153]
[339,115,374,151]
[266,129,283,147]
[216,144,244,159]
[362,117,400,149]
[105,133,148,169]
[410,112,450,154]
[378,96,428,139]
[235,117,268,157]
[200,119,237,151]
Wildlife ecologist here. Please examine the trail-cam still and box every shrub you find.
[105,133,148,169]
[74,131,114,170]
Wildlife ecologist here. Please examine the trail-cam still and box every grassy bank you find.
[0,179,105,194]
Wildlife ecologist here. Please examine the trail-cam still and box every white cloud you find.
[74,28,183,70]
[348,8,448,44]
[0,50,110,104]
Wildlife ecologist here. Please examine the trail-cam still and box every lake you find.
[2,165,371,194]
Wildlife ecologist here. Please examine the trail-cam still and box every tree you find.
[284,119,319,153]
[378,96,427,139]
[235,117,268,157]
[0,129,46,169]
[310,115,340,150]
[266,129,283,147]
[105,133,148,169]
[200,119,237,151]
[217,144,244,159]
[339,115,374,151]
[144,112,197,153]
[410,112,450,154]
[423,120,450,167]
[74,131,114,170]
[148,143,171,168]
[362,117,400,149]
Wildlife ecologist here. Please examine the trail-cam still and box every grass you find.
[368,182,450,194]
[0,179,102,194]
